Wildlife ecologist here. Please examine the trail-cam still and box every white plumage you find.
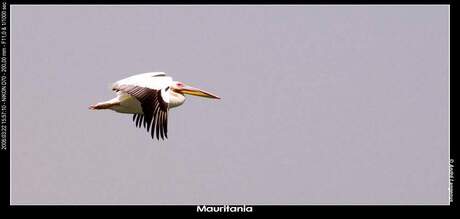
[112,72,172,91]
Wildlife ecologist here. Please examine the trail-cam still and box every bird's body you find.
[89,72,220,140]
[107,72,185,114]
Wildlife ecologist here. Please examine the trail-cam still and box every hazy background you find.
[11,6,449,204]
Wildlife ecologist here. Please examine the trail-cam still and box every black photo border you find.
[1,0,455,216]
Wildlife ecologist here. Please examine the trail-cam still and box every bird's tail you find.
[89,99,120,110]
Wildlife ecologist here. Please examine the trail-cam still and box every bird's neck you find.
[168,91,186,109]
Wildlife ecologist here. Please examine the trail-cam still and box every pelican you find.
[89,72,220,140]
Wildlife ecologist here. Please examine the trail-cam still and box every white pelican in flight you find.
[89,72,220,140]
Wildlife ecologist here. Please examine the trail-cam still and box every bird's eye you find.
[176,83,184,87]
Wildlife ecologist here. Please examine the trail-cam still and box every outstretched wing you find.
[112,72,173,90]
[113,84,169,140]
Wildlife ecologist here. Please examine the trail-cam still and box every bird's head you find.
[170,81,220,99]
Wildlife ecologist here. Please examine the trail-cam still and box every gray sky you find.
[11,5,449,205]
